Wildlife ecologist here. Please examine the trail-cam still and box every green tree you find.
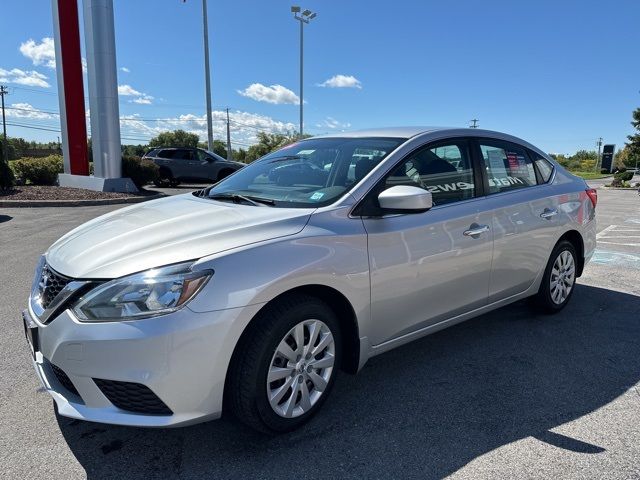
[245,132,301,162]
[626,107,640,168]
[148,130,199,148]
[614,146,633,169]
[121,144,147,157]
[233,148,247,162]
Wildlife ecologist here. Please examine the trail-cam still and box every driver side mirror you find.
[378,185,432,212]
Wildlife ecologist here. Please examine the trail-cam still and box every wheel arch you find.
[226,285,361,385]
[557,229,585,277]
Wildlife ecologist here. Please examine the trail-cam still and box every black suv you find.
[143,147,245,186]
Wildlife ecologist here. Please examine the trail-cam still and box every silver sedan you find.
[23,127,597,433]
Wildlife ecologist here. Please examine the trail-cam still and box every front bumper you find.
[25,302,264,427]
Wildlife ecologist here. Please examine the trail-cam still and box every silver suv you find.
[23,127,596,433]
[143,147,244,186]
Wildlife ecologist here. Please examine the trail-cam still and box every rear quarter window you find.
[529,151,554,183]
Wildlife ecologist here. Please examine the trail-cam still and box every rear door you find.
[474,138,559,302]
[171,149,199,180]
[360,138,494,346]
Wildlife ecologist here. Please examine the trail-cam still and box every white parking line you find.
[598,241,640,247]
[595,224,640,247]
[596,225,616,239]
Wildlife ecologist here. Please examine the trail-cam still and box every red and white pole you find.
[52,0,89,176]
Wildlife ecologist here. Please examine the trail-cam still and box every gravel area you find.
[0,185,156,200]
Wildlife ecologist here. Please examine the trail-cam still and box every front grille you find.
[39,264,72,309]
[94,379,173,415]
[50,363,80,397]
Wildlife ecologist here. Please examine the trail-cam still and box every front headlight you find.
[72,262,212,322]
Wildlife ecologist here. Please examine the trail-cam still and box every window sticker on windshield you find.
[310,192,325,201]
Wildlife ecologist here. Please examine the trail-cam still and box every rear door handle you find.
[463,224,490,237]
[540,208,558,219]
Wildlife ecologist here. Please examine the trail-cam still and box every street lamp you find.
[291,6,316,137]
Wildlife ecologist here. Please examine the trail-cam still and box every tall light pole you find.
[202,0,214,151]
[291,6,316,137]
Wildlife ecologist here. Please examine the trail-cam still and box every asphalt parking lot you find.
[1,180,639,479]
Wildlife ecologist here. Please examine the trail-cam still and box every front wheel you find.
[530,240,578,313]
[227,295,341,433]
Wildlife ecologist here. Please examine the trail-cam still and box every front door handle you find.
[540,208,558,219]
[463,224,490,237]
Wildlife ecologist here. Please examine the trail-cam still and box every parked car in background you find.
[23,127,596,433]
[142,147,244,186]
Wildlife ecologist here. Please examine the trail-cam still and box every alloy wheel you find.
[550,250,576,305]
[266,319,335,418]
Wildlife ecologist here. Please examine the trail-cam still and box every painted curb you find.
[0,193,165,208]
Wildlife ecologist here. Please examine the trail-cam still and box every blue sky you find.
[1,0,638,153]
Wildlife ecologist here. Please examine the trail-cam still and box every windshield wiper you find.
[266,155,305,163]
[209,193,275,206]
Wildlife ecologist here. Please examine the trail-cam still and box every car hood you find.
[46,193,314,279]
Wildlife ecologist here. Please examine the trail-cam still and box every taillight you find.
[586,188,597,208]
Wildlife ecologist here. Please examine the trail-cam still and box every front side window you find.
[197,150,213,161]
[384,141,476,205]
[480,141,537,193]
[207,137,404,207]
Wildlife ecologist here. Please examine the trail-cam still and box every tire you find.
[530,240,578,314]
[227,294,342,433]
[154,167,172,187]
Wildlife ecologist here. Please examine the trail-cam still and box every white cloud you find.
[20,37,87,72]
[318,74,362,89]
[19,38,56,69]
[6,102,57,120]
[132,96,152,105]
[119,110,296,147]
[316,116,351,130]
[120,67,130,73]
[118,84,142,96]
[237,83,300,105]
[118,84,154,104]
[0,67,50,88]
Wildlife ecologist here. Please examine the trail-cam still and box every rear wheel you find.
[530,240,577,313]
[154,167,173,187]
[227,294,341,433]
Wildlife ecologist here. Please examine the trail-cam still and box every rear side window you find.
[173,149,195,160]
[157,149,175,159]
[480,141,537,194]
[529,151,554,183]
[384,141,475,205]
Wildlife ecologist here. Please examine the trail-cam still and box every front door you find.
[360,139,493,346]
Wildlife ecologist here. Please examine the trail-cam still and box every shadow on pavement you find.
[57,284,640,479]
[0,215,12,224]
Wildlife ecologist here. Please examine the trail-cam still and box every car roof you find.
[312,127,550,158]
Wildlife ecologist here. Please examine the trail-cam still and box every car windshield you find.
[207,137,404,207]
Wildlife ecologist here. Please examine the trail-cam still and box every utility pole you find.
[0,85,8,164]
[291,6,316,137]
[470,119,479,128]
[225,107,232,160]
[595,137,603,171]
[201,0,214,151]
